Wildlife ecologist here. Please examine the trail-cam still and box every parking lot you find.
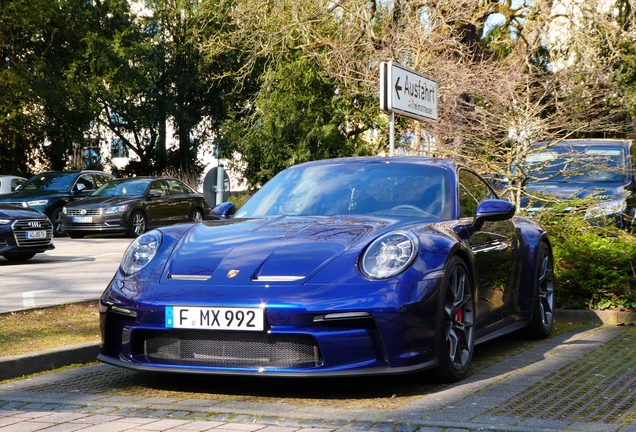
[0,236,131,313]
[2,237,636,431]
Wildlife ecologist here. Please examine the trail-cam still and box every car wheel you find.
[3,253,36,262]
[67,232,85,239]
[50,208,65,237]
[190,208,204,222]
[523,241,555,339]
[432,256,475,383]
[128,211,147,238]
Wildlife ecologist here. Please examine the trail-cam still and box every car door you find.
[458,169,519,331]
[166,179,192,222]
[145,180,173,227]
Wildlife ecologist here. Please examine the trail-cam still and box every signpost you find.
[380,61,438,155]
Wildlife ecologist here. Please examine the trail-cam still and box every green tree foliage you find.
[215,56,369,186]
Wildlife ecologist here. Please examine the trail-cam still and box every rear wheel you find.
[3,253,36,262]
[128,211,147,238]
[524,241,555,339]
[431,256,475,383]
[190,208,204,222]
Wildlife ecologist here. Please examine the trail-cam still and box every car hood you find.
[0,204,45,219]
[0,190,66,202]
[163,216,403,286]
[67,196,139,208]
[523,182,628,206]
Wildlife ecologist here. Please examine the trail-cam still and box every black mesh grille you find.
[138,330,322,369]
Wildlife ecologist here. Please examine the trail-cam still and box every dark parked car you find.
[0,175,27,194]
[0,204,54,262]
[522,139,636,228]
[0,171,116,236]
[62,177,211,238]
[99,157,554,383]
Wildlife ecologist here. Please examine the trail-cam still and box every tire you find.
[431,256,475,383]
[50,208,65,237]
[67,232,85,239]
[128,211,147,238]
[190,208,204,222]
[523,241,555,339]
[3,253,36,262]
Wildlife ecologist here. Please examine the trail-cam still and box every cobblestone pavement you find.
[2,325,636,431]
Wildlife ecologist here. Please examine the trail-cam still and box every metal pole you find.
[390,112,395,156]
[215,164,224,205]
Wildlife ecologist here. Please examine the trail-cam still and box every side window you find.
[94,174,112,187]
[167,179,190,195]
[12,178,26,191]
[75,174,96,191]
[458,170,495,218]
[149,181,168,196]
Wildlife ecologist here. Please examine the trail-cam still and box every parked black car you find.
[522,139,636,228]
[61,177,210,238]
[0,204,54,262]
[0,171,116,236]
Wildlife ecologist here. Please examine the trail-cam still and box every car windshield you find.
[20,172,76,192]
[525,143,629,184]
[236,161,452,220]
[93,179,151,197]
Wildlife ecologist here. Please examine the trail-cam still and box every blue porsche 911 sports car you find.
[98,157,554,382]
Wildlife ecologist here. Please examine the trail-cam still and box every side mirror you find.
[455,199,516,239]
[209,202,236,220]
[148,191,162,199]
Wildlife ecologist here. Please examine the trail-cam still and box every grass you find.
[0,301,100,358]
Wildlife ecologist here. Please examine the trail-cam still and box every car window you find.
[75,174,96,191]
[21,172,76,192]
[167,179,192,195]
[94,174,113,187]
[12,178,25,190]
[459,169,496,218]
[149,181,169,196]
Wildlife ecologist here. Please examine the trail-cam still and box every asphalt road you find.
[0,235,132,313]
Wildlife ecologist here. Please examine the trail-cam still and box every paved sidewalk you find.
[2,324,636,431]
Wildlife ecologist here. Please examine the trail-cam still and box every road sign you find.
[380,61,438,122]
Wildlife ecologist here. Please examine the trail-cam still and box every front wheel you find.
[50,208,65,237]
[431,256,475,383]
[523,241,555,339]
[127,211,147,238]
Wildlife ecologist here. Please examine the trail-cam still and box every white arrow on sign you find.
[380,61,438,122]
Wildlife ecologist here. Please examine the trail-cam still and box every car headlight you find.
[120,230,162,276]
[0,219,11,225]
[104,204,128,215]
[360,231,419,279]
[26,199,48,207]
[584,200,627,218]
[62,207,67,215]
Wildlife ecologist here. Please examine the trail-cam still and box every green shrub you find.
[529,201,636,310]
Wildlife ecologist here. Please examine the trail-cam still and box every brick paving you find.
[2,325,636,431]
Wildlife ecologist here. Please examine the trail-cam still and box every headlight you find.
[585,200,627,218]
[26,199,48,207]
[120,230,162,276]
[62,207,67,215]
[360,231,419,279]
[104,204,128,215]
[0,219,11,225]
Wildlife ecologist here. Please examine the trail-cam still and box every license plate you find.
[26,230,46,239]
[72,216,93,223]
[165,306,265,331]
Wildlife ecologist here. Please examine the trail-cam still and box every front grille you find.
[137,330,322,369]
[12,219,53,246]
[67,208,103,216]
